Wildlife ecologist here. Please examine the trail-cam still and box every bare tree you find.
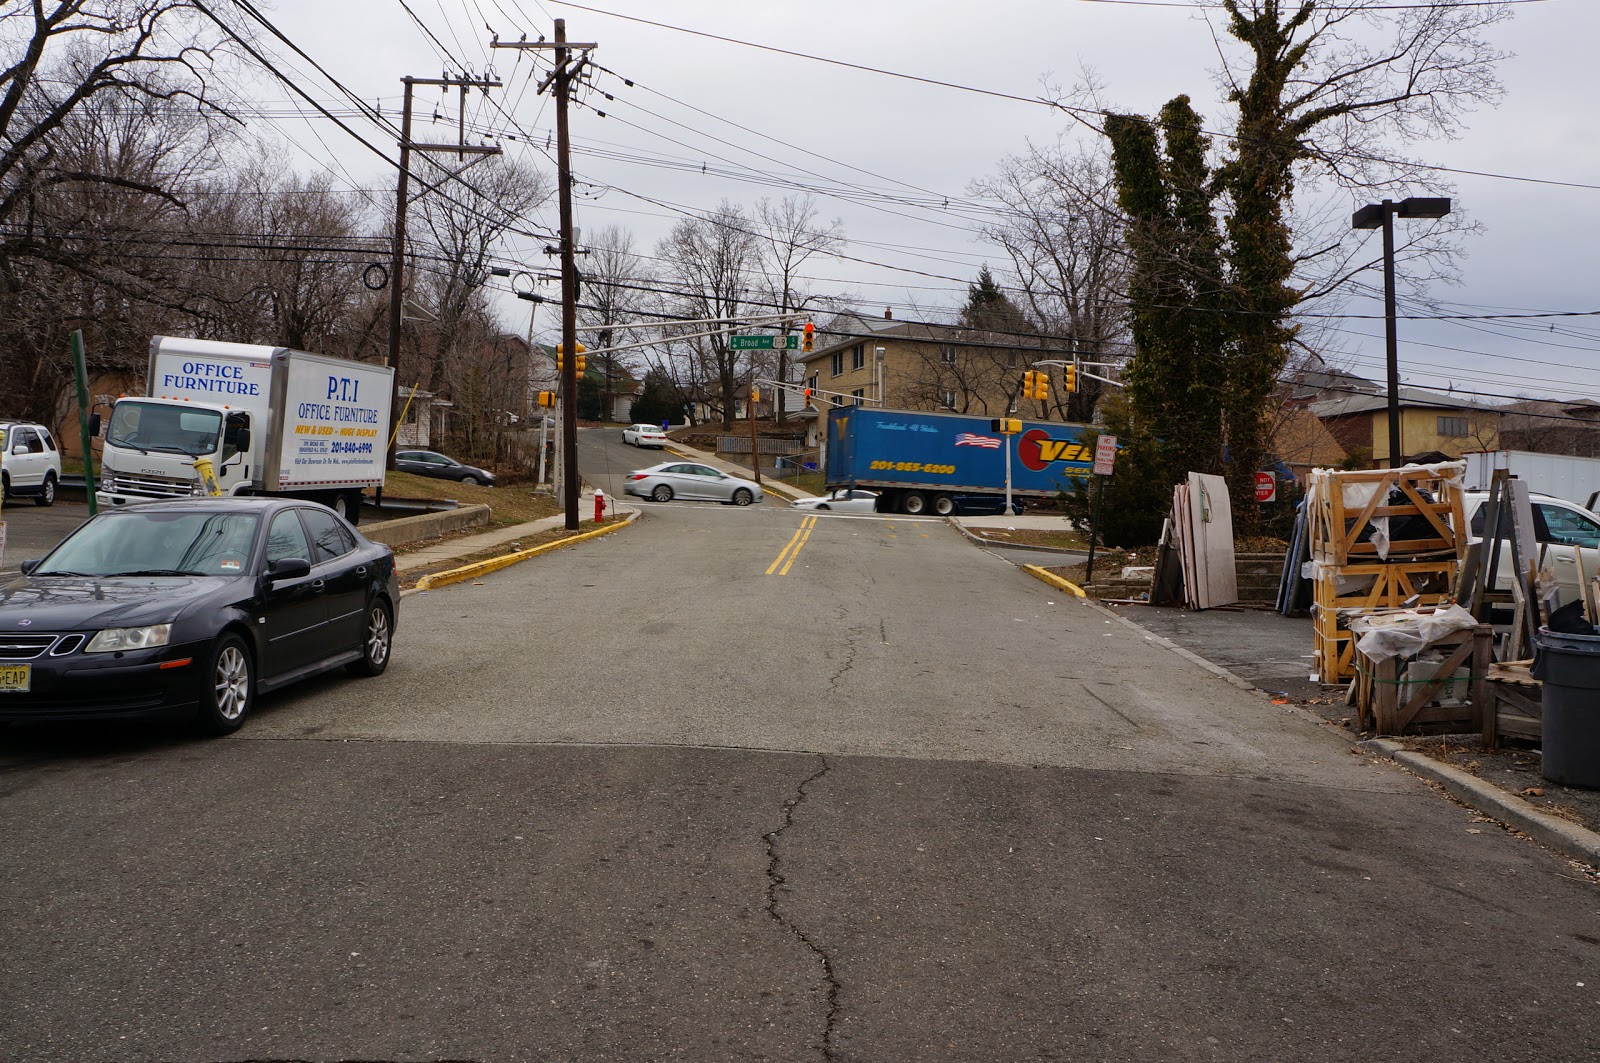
[0,1,242,425]
[407,154,551,397]
[653,202,761,429]
[751,194,844,424]
[577,224,648,421]
[972,138,1128,423]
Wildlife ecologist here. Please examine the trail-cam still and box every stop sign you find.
[1255,471,1277,503]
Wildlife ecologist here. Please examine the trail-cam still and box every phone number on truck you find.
[868,460,956,474]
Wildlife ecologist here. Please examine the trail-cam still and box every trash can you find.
[1532,627,1600,788]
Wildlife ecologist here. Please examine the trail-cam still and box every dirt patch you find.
[382,471,563,525]
[968,528,1087,551]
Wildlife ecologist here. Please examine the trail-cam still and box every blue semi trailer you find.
[825,406,1093,515]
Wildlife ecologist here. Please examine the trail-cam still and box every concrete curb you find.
[1365,739,1600,867]
[362,504,492,547]
[1020,564,1086,598]
[406,510,638,595]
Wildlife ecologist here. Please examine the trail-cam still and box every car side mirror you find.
[229,427,251,454]
[266,557,311,582]
[19,559,40,575]
[87,413,101,436]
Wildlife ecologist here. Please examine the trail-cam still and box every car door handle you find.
[312,578,326,590]
[355,566,368,577]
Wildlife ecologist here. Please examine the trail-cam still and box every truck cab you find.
[97,398,254,504]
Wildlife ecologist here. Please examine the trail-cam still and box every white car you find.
[624,462,763,505]
[792,488,879,514]
[1464,489,1600,608]
[0,420,62,507]
[622,423,669,448]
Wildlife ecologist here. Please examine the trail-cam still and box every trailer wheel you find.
[901,491,928,515]
[932,493,955,516]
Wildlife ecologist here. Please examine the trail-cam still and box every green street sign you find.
[730,335,799,350]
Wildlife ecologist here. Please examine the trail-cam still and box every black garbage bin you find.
[1532,627,1600,788]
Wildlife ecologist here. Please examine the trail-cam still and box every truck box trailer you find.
[825,405,1093,515]
[95,337,394,523]
[1463,449,1600,511]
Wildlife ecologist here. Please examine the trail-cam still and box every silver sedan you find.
[792,488,879,514]
[624,462,764,506]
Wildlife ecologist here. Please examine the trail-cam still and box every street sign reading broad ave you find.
[730,335,800,350]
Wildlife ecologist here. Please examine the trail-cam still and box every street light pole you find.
[1352,196,1452,468]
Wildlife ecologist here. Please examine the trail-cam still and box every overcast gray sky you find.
[260,0,1599,406]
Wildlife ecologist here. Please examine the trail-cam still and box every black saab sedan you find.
[0,497,398,735]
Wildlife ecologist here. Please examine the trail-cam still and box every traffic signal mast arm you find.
[556,311,809,362]
[755,378,864,408]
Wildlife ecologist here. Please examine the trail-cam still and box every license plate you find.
[0,664,30,693]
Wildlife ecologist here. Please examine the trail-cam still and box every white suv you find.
[0,420,62,507]
[1464,489,1600,608]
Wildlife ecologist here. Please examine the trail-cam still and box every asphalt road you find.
[3,429,1598,1062]
[0,500,90,575]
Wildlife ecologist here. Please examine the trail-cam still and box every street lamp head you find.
[1351,203,1386,230]
[489,266,512,277]
[1398,196,1452,219]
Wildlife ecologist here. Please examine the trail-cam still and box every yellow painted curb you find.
[414,512,636,591]
[1021,563,1086,598]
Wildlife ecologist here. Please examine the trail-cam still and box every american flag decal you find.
[954,433,1001,449]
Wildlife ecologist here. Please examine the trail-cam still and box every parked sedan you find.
[0,497,398,734]
[395,449,497,486]
[792,488,879,514]
[622,423,669,448]
[625,462,763,506]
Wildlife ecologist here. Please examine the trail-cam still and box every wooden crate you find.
[1352,625,1493,737]
[1309,558,1460,681]
[1311,558,1459,611]
[1309,466,1467,566]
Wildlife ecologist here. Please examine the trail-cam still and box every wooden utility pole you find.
[494,21,595,530]
[385,74,502,470]
[748,370,761,486]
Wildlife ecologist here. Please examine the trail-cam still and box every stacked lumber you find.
[1306,464,1467,681]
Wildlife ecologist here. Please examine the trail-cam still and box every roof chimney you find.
[884,307,892,319]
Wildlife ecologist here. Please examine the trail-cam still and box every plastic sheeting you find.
[1348,604,1479,664]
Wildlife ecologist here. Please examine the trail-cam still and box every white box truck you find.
[95,337,394,524]
[1463,449,1600,512]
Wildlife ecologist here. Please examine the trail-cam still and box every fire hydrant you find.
[594,488,607,524]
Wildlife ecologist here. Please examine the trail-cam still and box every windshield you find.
[106,401,224,457]
[37,511,261,578]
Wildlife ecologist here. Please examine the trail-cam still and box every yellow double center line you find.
[766,515,817,576]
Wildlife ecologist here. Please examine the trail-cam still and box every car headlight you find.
[86,624,173,653]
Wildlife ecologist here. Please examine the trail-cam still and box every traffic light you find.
[1062,363,1077,393]
[554,342,587,374]
[752,386,761,402]
[803,388,814,409]
[1029,370,1050,401]
[802,322,814,353]
[989,418,1022,435]
[537,391,556,408]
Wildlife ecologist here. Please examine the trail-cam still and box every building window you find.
[851,344,865,371]
[939,345,957,365]
[808,373,818,393]
[852,388,865,406]
[831,352,843,376]
[941,389,956,409]
[1437,415,1470,438]
[1006,350,1019,368]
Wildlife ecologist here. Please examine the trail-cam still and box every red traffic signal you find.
[802,322,815,353]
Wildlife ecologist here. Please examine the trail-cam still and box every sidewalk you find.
[395,490,633,577]
[1091,596,1600,867]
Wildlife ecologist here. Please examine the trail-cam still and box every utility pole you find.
[386,74,502,470]
[495,21,595,531]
